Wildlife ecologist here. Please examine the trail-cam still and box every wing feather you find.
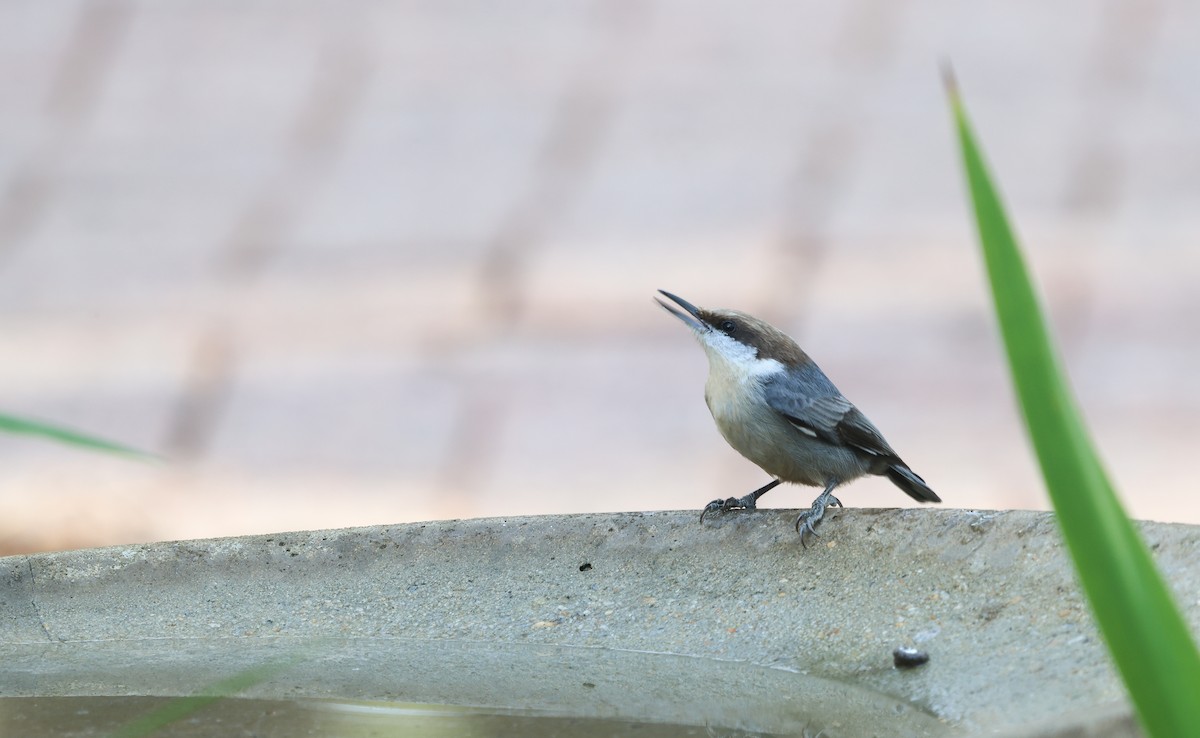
[762,367,899,460]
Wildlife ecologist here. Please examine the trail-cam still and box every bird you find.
[656,289,940,543]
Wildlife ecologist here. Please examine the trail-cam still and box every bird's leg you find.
[795,480,842,546]
[701,479,781,522]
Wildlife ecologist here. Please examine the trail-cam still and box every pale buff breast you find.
[703,360,871,489]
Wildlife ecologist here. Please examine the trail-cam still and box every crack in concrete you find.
[26,559,54,643]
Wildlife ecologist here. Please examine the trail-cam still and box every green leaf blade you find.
[948,82,1200,737]
[107,658,300,738]
[0,414,157,460]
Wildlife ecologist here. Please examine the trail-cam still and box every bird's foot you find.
[794,491,842,547]
[700,494,757,523]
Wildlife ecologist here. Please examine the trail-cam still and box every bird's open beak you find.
[656,290,706,332]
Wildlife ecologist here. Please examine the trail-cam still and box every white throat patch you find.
[697,329,785,383]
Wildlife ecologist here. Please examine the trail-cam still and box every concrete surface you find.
[3,508,1197,735]
[3,1,1200,555]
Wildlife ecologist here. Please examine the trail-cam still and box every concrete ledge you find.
[3,508,1198,734]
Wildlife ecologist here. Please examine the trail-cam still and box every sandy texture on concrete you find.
[2,508,1198,735]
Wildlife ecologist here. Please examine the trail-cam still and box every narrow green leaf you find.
[946,72,1200,737]
[107,658,300,738]
[0,414,156,460]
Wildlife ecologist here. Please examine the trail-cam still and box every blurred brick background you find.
[2,0,1198,554]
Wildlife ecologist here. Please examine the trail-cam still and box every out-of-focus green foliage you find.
[107,659,298,738]
[0,413,154,459]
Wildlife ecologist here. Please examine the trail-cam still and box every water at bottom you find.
[1,696,826,737]
[0,638,953,737]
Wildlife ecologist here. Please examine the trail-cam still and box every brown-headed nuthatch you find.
[656,290,940,543]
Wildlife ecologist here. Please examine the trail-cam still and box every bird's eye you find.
[720,320,736,333]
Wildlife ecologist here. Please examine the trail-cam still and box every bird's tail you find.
[886,464,941,503]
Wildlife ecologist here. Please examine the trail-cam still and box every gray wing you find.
[762,368,899,460]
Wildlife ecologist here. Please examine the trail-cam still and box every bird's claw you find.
[795,512,823,547]
[794,492,838,546]
[700,495,756,523]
